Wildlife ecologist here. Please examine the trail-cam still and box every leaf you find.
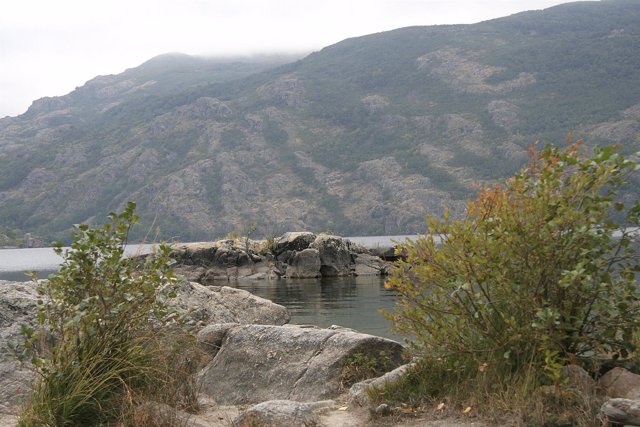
[463,406,472,414]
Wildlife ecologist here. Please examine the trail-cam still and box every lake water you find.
[0,238,416,341]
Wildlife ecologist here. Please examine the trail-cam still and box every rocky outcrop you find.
[353,253,390,276]
[169,232,393,282]
[275,232,317,261]
[309,234,353,277]
[170,240,278,283]
[0,279,290,415]
[287,248,322,278]
[0,281,38,415]
[166,281,290,328]
[197,324,404,405]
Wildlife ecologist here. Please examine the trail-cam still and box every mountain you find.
[1,0,640,243]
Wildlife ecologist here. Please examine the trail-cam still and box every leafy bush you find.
[385,142,640,411]
[17,202,197,426]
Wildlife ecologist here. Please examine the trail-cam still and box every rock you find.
[167,281,290,328]
[0,280,291,414]
[133,401,210,427]
[349,362,415,407]
[310,234,352,277]
[375,403,391,416]
[286,249,321,278]
[560,364,595,392]
[275,232,316,256]
[198,324,404,404]
[601,398,640,425]
[0,281,39,414]
[232,400,334,427]
[353,253,389,276]
[598,367,640,399]
[196,323,238,358]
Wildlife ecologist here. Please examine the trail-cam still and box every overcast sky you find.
[1,0,577,117]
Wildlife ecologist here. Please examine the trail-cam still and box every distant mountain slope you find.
[1,0,639,242]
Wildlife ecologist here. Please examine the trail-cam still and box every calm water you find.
[0,242,409,341]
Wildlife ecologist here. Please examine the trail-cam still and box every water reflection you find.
[0,246,406,342]
[233,276,404,342]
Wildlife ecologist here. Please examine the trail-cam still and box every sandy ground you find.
[0,397,490,427]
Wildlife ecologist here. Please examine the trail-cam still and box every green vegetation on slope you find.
[0,1,639,242]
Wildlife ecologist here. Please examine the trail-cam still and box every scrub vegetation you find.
[16,202,199,426]
[384,141,640,425]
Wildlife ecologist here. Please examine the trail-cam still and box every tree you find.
[386,141,640,379]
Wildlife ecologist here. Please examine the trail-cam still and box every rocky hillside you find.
[1,0,640,242]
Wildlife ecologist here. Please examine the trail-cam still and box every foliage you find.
[340,351,392,390]
[17,202,196,426]
[385,142,640,399]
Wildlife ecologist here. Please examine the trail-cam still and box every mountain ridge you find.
[1,0,639,243]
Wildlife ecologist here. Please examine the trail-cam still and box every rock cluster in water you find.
[170,231,393,283]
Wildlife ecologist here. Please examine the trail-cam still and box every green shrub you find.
[17,202,196,426]
[384,141,639,419]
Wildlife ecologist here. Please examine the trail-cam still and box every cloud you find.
[0,0,573,116]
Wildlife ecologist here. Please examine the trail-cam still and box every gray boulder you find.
[598,367,640,399]
[167,281,290,327]
[560,364,595,392]
[275,232,316,257]
[353,253,390,276]
[349,362,416,407]
[196,323,239,358]
[601,398,640,425]
[171,240,268,282]
[233,400,334,427]
[286,249,321,278]
[198,324,404,404]
[0,281,39,414]
[310,234,352,277]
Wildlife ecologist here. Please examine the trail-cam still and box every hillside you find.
[1,0,640,243]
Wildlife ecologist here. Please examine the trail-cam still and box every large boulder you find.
[198,324,404,404]
[601,398,640,425]
[286,248,321,278]
[0,280,290,415]
[598,367,640,399]
[0,281,39,415]
[167,281,290,327]
[309,234,352,277]
[275,232,316,256]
